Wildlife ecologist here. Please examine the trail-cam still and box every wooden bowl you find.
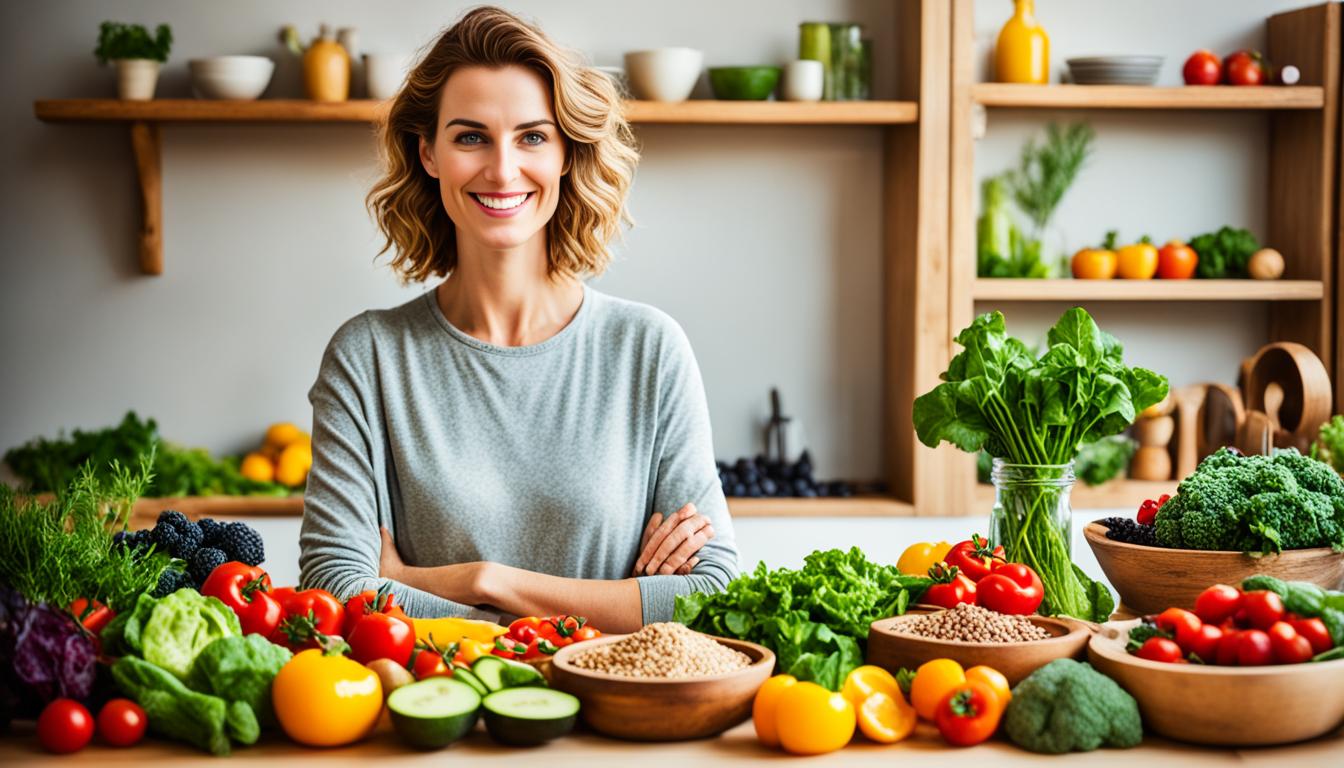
[549,633,774,741]
[866,609,1091,685]
[1089,619,1344,745]
[1085,521,1344,616]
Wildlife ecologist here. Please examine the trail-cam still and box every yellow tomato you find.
[910,658,966,720]
[752,674,797,747]
[272,649,382,747]
[841,665,900,708]
[776,681,856,755]
[896,541,952,576]
[965,665,1011,709]
[1116,239,1159,279]
[1071,247,1118,279]
[856,691,917,744]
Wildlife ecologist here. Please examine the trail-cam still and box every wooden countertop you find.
[3,716,1340,766]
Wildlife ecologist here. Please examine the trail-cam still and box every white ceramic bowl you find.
[623,48,703,102]
[188,56,275,100]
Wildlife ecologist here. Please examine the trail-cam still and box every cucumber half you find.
[471,655,545,692]
[387,677,481,749]
[481,688,579,746]
[453,667,490,697]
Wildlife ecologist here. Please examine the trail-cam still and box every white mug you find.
[782,59,824,102]
[364,52,414,100]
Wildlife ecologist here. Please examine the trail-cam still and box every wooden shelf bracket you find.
[129,121,162,275]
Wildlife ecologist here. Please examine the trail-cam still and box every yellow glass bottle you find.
[995,0,1049,84]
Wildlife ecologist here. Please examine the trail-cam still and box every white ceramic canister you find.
[781,59,824,101]
[116,58,160,100]
[364,52,414,100]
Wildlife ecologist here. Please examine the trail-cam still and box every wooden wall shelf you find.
[971,84,1324,110]
[972,278,1324,302]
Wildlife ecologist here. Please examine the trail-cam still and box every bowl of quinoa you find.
[550,622,774,741]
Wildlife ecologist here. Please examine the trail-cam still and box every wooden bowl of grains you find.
[867,604,1092,685]
[549,622,774,741]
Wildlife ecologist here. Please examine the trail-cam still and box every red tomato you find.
[1176,622,1223,662]
[1267,622,1314,665]
[944,535,1005,582]
[1136,637,1184,664]
[69,598,116,636]
[1155,607,1201,637]
[348,612,416,667]
[1215,630,1241,666]
[1290,618,1333,655]
[200,562,283,638]
[271,588,345,650]
[934,682,1002,747]
[1156,241,1198,279]
[508,617,543,645]
[1237,629,1274,666]
[342,582,405,637]
[1224,50,1266,85]
[1194,584,1242,625]
[96,699,147,748]
[975,562,1044,615]
[1242,591,1285,630]
[38,699,94,754]
[493,635,527,660]
[411,643,454,679]
[571,625,602,643]
[924,563,977,609]
[1182,49,1222,85]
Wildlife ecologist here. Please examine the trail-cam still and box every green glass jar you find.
[798,22,832,99]
[828,23,862,100]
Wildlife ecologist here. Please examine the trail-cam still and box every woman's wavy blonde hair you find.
[367,6,639,282]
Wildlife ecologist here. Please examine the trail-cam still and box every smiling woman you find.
[298,6,739,632]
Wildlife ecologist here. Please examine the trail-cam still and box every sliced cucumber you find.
[472,655,545,692]
[387,677,481,749]
[481,688,579,746]
[452,667,489,697]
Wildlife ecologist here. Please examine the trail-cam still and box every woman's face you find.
[419,65,567,255]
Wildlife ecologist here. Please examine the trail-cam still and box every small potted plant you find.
[94,21,173,100]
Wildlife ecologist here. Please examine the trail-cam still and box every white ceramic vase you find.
[115,58,160,101]
[782,60,824,101]
[364,52,414,100]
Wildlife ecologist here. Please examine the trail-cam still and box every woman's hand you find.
[632,503,715,576]
[379,526,406,582]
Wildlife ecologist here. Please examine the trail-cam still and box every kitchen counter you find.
[3,717,1341,766]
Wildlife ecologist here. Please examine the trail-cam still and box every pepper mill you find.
[1130,395,1175,481]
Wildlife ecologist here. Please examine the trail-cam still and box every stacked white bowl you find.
[1066,56,1164,85]
[624,48,703,102]
[189,56,276,100]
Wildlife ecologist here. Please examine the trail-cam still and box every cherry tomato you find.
[1242,591,1285,630]
[1224,50,1266,85]
[1176,622,1223,662]
[411,643,454,679]
[1267,621,1314,665]
[1155,607,1201,637]
[571,625,602,643]
[348,612,416,667]
[341,582,408,637]
[934,682,1002,747]
[1136,637,1184,664]
[1194,584,1242,625]
[271,587,345,650]
[1215,630,1241,666]
[975,562,1044,615]
[1290,618,1333,655]
[1156,241,1198,279]
[924,563,977,610]
[944,535,1005,582]
[38,699,94,754]
[508,617,543,645]
[1183,49,1222,85]
[96,699,147,747]
[1237,629,1274,666]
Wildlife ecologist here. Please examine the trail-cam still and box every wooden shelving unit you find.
[948,1,1340,509]
[970,83,1324,110]
[972,278,1324,302]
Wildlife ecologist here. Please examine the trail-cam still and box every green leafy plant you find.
[1311,414,1344,475]
[94,21,173,64]
[977,177,1053,278]
[913,308,1167,621]
[1074,435,1138,487]
[1189,225,1259,279]
[1005,122,1095,237]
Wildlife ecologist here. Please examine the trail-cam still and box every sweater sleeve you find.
[298,314,500,621]
[634,318,740,624]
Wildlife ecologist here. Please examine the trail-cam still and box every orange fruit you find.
[856,691,917,744]
[264,422,304,450]
[752,674,797,747]
[841,665,901,708]
[275,442,313,487]
[239,452,276,483]
[1070,247,1117,279]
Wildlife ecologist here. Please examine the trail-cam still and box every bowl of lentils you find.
[867,604,1092,685]
[549,622,774,741]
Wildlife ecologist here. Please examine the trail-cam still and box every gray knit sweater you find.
[298,285,739,625]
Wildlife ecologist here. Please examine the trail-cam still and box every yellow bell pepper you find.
[412,616,507,646]
[897,541,952,576]
[457,638,494,664]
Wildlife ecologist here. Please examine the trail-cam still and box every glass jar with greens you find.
[990,460,1077,608]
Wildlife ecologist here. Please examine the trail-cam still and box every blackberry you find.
[157,509,191,532]
[172,521,203,560]
[151,567,191,598]
[150,522,182,555]
[188,547,229,586]
[218,522,265,566]
[198,518,226,548]
[1098,517,1160,547]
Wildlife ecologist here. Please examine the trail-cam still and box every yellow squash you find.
[412,616,507,646]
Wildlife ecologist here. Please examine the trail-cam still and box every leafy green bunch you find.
[1312,414,1344,475]
[94,21,173,64]
[675,548,930,691]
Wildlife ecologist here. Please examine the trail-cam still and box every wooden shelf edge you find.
[973,479,1177,510]
[728,495,914,517]
[971,84,1325,110]
[35,98,919,126]
[972,278,1324,302]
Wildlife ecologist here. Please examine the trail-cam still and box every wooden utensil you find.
[1089,619,1344,746]
[1196,383,1244,460]
[1244,341,1332,442]
[1172,385,1207,480]
[867,610,1090,685]
[1236,410,1276,455]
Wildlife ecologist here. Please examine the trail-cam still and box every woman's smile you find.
[469,191,535,217]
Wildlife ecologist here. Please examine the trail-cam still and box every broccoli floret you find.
[1003,659,1142,754]
[1275,449,1344,498]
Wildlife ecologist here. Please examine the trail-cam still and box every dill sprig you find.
[1005,122,1095,237]
[0,453,174,613]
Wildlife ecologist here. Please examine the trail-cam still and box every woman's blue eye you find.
[455,132,485,145]
[522,132,546,145]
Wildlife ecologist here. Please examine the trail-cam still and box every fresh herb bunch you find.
[914,308,1167,621]
[1189,226,1259,279]
[94,21,173,64]
[4,411,289,498]
[0,456,176,613]
[1075,435,1138,486]
[1312,414,1344,475]
[977,177,1053,278]
[1005,122,1095,236]
[674,548,930,691]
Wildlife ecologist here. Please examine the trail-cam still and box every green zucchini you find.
[481,688,579,746]
[386,677,481,749]
[471,655,545,692]
[452,667,489,697]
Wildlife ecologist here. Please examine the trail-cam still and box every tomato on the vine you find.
[342,582,410,637]
[944,535,1004,582]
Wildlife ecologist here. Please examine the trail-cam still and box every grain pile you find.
[570,622,752,678]
[894,603,1051,642]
